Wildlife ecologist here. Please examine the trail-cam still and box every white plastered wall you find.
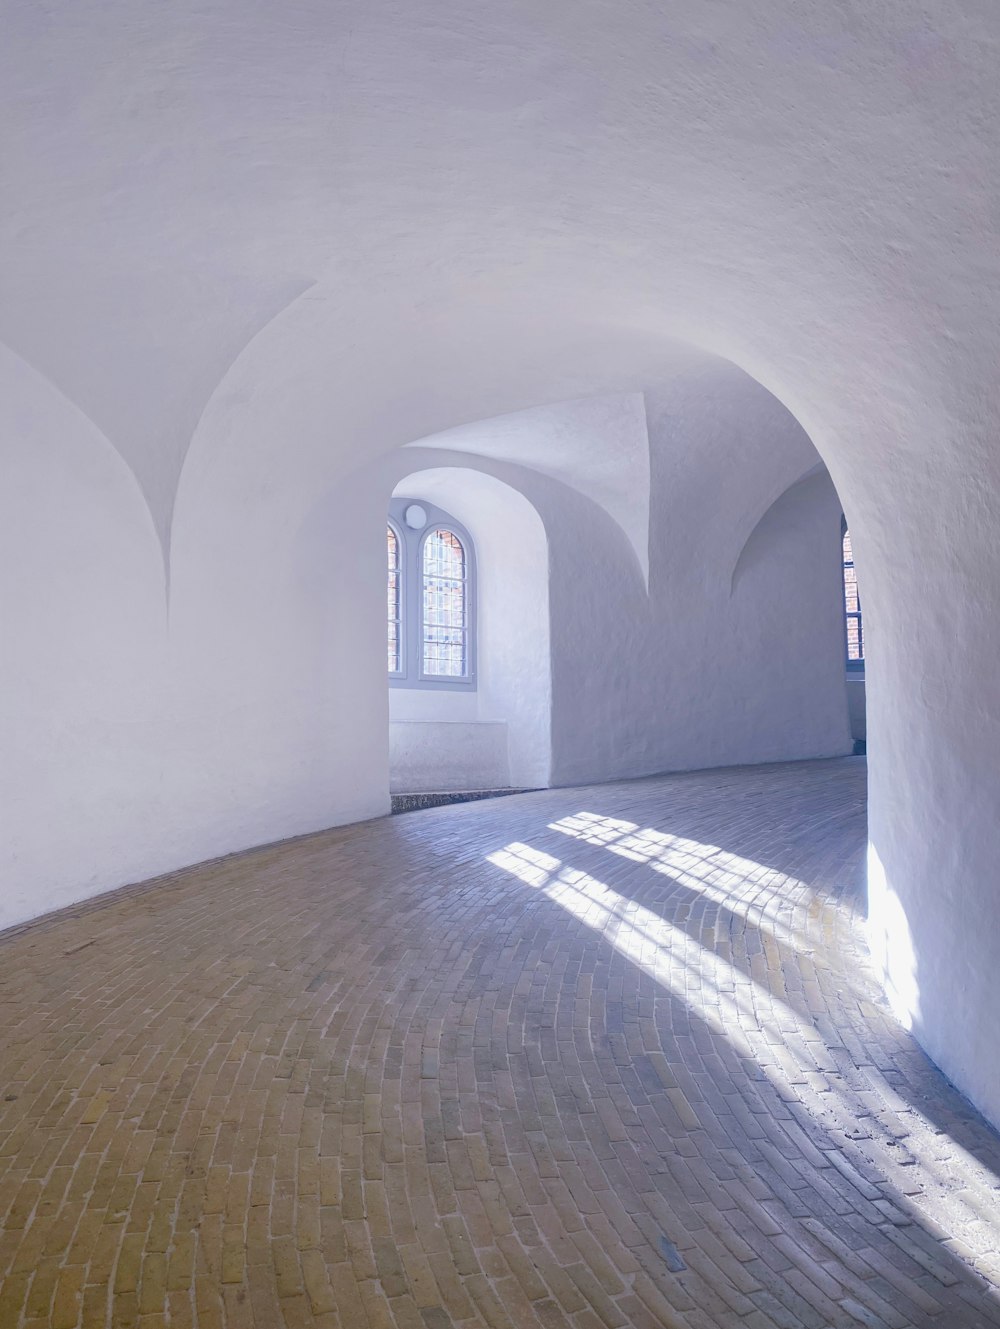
[0,346,168,924]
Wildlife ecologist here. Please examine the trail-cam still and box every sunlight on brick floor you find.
[2,758,1000,1327]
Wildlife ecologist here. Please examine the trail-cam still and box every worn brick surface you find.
[2,758,1000,1326]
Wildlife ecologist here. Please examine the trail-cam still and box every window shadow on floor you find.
[477,762,1000,1323]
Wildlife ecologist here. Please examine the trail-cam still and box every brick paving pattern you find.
[2,757,1000,1327]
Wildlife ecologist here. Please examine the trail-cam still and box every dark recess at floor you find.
[391,787,533,814]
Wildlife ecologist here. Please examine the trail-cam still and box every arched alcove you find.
[387,467,551,793]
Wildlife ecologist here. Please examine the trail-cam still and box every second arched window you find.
[422,527,469,678]
[387,499,476,689]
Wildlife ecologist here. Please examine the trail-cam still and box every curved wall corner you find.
[0,348,167,931]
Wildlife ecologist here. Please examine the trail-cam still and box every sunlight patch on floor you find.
[487,826,1000,1297]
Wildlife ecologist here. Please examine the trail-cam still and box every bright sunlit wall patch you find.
[866,842,920,1032]
[387,496,477,691]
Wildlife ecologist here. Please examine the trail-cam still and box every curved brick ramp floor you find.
[2,758,1000,1328]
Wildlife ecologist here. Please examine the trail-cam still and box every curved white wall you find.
[0,347,167,924]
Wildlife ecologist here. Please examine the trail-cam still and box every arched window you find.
[387,499,476,689]
[387,524,402,675]
[842,520,864,669]
[421,528,468,678]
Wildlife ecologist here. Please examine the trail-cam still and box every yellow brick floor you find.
[2,758,1000,1327]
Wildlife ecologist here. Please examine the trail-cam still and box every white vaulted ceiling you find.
[2,1,996,546]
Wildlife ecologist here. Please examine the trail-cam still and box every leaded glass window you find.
[386,499,476,689]
[422,529,468,677]
[843,522,864,667]
[387,524,402,674]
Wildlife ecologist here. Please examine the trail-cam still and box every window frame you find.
[387,497,477,692]
[842,516,864,673]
